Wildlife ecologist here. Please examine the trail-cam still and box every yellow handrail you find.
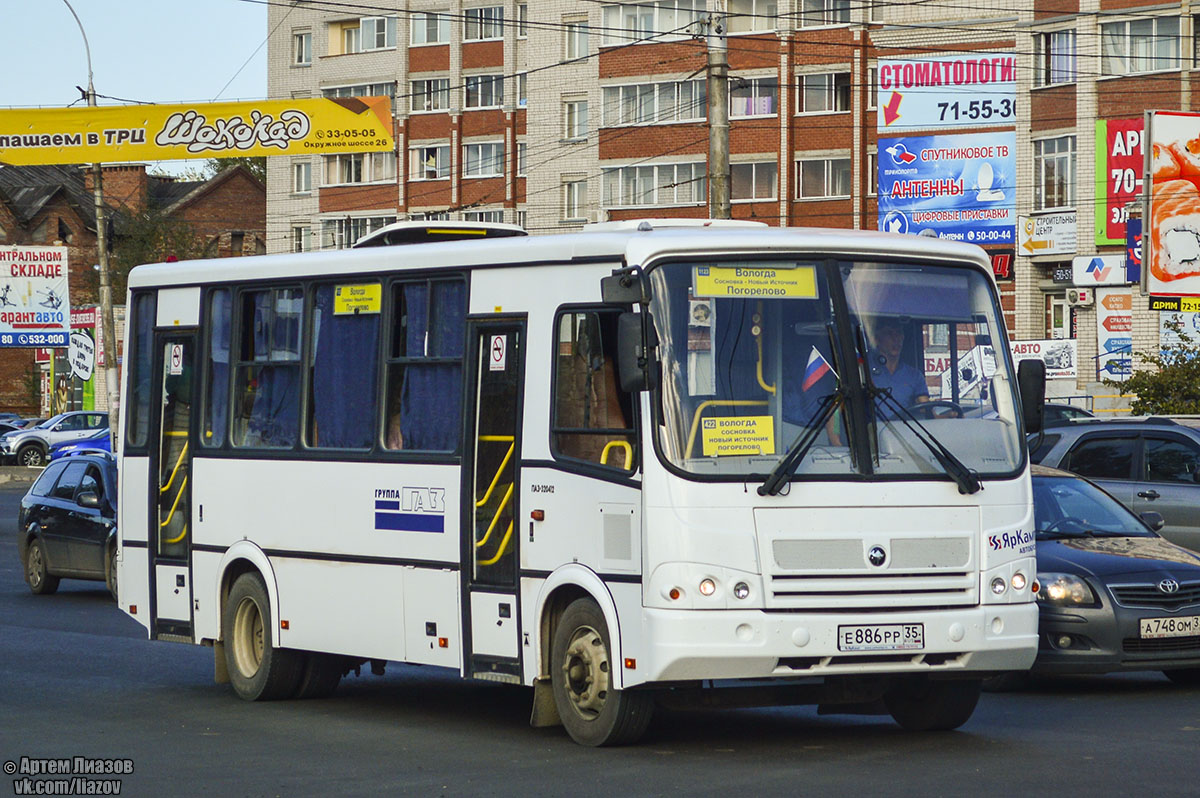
[475,436,515,508]
[600,440,633,470]
[684,400,770,459]
[159,442,189,495]
[755,334,776,395]
[477,520,514,566]
[475,483,513,549]
[160,474,189,544]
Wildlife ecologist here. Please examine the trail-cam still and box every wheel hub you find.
[561,625,609,719]
[232,596,265,678]
[28,546,43,587]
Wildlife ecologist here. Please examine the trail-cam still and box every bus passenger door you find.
[150,332,195,639]
[462,321,525,682]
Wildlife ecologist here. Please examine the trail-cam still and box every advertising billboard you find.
[877,132,1016,244]
[0,246,70,347]
[1096,288,1132,380]
[1095,118,1143,246]
[876,55,1016,131]
[1019,212,1076,257]
[1145,110,1200,296]
[0,97,394,166]
[1009,339,1077,380]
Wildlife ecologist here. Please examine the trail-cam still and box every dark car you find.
[1043,403,1095,426]
[18,452,118,600]
[48,428,112,461]
[1029,417,1200,552]
[1015,465,1200,684]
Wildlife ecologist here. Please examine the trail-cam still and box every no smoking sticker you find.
[489,334,507,372]
[168,343,184,375]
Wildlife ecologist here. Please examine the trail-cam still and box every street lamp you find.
[62,0,120,450]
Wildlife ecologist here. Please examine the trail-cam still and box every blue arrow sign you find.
[1103,336,1132,354]
[1101,359,1131,375]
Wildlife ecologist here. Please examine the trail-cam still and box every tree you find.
[1106,318,1200,414]
[96,209,206,299]
[203,156,266,184]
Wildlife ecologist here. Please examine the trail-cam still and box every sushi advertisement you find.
[1146,110,1200,296]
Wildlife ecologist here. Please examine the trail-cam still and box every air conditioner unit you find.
[1066,288,1093,307]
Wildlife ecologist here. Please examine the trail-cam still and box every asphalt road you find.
[2,481,1199,797]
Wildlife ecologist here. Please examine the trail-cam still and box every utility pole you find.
[707,12,730,220]
[64,0,120,448]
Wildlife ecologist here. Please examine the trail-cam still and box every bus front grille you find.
[767,572,978,609]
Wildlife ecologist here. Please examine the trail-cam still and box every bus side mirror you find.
[616,311,658,393]
[1017,359,1046,435]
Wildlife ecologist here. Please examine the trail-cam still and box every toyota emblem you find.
[1159,579,1180,594]
[868,546,887,567]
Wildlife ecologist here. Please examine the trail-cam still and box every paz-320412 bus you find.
[116,221,1046,746]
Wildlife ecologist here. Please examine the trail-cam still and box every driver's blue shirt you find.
[871,360,928,418]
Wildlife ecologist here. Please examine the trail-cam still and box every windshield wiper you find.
[758,389,842,496]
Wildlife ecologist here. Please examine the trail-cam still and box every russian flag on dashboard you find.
[375,500,445,533]
[801,347,835,392]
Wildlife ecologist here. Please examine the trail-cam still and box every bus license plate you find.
[838,623,924,652]
[1140,615,1200,639]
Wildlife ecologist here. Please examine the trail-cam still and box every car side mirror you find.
[1140,510,1166,532]
[77,491,101,508]
[1017,360,1046,434]
[616,311,658,393]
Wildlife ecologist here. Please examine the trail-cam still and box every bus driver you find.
[870,318,929,417]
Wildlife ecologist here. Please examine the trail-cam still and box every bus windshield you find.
[646,258,1023,481]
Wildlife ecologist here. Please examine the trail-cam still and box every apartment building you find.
[267,0,1199,393]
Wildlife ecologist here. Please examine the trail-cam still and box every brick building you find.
[0,162,266,413]
[266,0,1199,397]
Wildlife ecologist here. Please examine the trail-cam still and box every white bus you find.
[116,222,1046,746]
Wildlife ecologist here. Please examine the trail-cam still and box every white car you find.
[0,412,109,467]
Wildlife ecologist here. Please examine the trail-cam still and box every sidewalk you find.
[0,465,40,485]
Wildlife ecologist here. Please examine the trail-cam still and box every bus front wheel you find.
[222,572,303,701]
[884,675,982,731]
[550,598,653,746]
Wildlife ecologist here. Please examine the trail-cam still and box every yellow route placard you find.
[0,97,394,166]
[693,265,817,299]
[701,416,776,457]
[334,283,382,315]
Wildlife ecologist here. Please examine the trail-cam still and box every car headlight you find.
[1036,573,1096,606]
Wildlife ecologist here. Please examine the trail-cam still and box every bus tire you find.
[884,676,981,731]
[25,537,60,595]
[105,545,118,602]
[550,598,653,746]
[293,653,344,699]
[222,572,303,701]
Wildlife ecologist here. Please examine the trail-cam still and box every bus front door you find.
[150,332,195,639]
[462,321,525,682]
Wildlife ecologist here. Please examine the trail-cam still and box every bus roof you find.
[352,220,527,248]
[127,225,994,289]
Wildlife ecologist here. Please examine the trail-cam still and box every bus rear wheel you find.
[550,598,653,746]
[884,675,982,731]
[222,572,303,701]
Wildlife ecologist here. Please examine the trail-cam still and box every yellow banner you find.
[693,265,817,299]
[701,416,776,457]
[333,283,382,315]
[0,97,394,166]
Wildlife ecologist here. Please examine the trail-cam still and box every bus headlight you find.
[733,582,750,600]
[1011,572,1027,591]
[698,578,716,596]
[990,577,1007,595]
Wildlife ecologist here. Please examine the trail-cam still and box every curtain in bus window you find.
[205,289,231,447]
[235,290,301,448]
[310,285,378,448]
[398,281,463,451]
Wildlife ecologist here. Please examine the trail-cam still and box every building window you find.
[599,1,705,47]
[293,161,311,193]
[602,162,707,207]
[463,210,505,223]
[601,79,706,125]
[565,100,589,140]
[411,12,451,45]
[730,76,778,117]
[323,152,396,185]
[410,211,451,222]
[798,72,851,113]
[465,6,504,41]
[411,78,451,112]
[518,4,528,37]
[1035,30,1077,85]
[867,66,877,109]
[341,23,361,54]
[731,161,777,201]
[564,179,588,220]
[565,22,589,59]
[1101,16,1179,76]
[867,152,877,196]
[360,16,398,50]
[464,142,505,177]
[518,73,527,107]
[518,142,527,175]
[293,31,312,66]
[323,82,395,99]
[291,226,312,253]
[728,0,778,33]
[796,158,851,198]
[516,210,527,228]
[801,0,850,27]
[409,145,451,180]
[321,216,396,249]
[1034,136,1076,211]
[465,74,504,108]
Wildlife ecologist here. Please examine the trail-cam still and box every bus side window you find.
[125,292,156,450]
[306,283,380,449]
[384,279,465,452]
[203,288,231,448]
[232,287,303,449]
[551,310,636,471]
